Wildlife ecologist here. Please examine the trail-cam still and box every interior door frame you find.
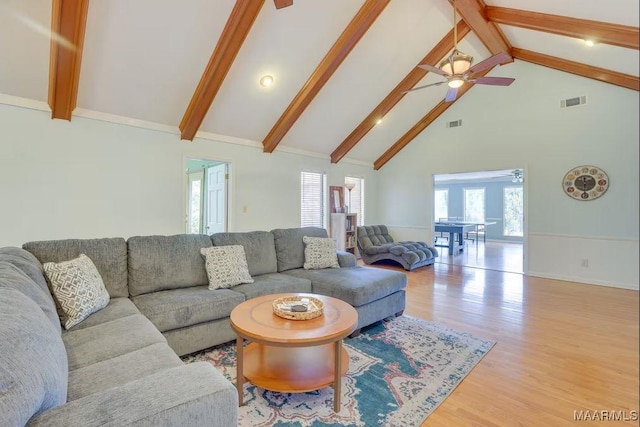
[431,167,528,275]
[183,155,233,234]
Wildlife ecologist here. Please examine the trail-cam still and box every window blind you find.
[301,171,326,227]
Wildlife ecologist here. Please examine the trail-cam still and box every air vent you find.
[560,95,587,108]
[446,119,462,128]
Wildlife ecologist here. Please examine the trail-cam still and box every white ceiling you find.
[0,0,638,165]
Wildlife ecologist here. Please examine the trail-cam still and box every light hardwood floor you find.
[364,261,639,426]
[435,240,524,273]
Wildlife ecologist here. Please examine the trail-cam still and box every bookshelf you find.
[330,213,358,255]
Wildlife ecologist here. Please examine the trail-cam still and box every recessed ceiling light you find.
[376,119,383,125]
[585,39,595,47]
[259,75,274,87]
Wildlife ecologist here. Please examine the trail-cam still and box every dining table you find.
[434,221,497,255]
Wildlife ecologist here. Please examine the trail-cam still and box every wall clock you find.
[563,165,609,201]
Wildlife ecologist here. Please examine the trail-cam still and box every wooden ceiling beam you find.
[512,48,639,91]
[452,0,511,55]
[330,21,471,164]
[180,0,265,141]
[373,68,491,171]
[48,0,89,120]
[485,6,639,50]
[262,0,390,153]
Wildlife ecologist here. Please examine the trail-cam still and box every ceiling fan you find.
[404,1,515,102]
[498,169,524,182]
[274,0,293,9]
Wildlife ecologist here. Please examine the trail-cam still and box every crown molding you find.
[0,93,373,168]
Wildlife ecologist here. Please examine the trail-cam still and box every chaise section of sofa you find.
[271,227,408,332]
[11,241,237,426]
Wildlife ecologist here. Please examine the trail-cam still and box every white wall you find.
[0,104,378,247]
[376,61,639,290]
[1,61,638,290]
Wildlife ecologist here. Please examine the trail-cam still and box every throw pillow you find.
[200,245,254,290]
[303,236,340,270]
[43,254,110,329]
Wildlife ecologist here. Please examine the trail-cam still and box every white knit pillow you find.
[43,254,110,329]
[200,245,254,290]
[303,236,340,270]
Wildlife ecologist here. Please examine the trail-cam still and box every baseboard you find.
[528,271,638,291]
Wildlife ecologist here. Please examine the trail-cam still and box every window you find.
[187,171,203,234]
[434,189,448,222]
[464,188,485,222]
[503,186,524,236]
[345,176,364,225]
[300,171,327,228]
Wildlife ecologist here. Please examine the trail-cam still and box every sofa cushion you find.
[271,227,329,272]
[62,314,166,370]
[303,236,340,270]
[200,246,254,290]
[0,262,61,332]
[127,234,212,297]
[131,287,245,332]
[43,254,111,329]
[23,238,128,298]
[283,266,407,307]
[0,288,68,426]
[67,297,140,331]
[67,342,182,401]
[230,273,312,300]
[211,231,278,276]
[28,363,238,427]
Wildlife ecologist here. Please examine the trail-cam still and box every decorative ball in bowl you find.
[272,296,324,320]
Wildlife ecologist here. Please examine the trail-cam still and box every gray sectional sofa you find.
[1,227,407,426]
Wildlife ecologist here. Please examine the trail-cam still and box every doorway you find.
[186,158,229,235]
[433,169,525,274]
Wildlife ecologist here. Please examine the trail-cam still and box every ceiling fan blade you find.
[444,87,458,102]
[474,76,515,86]
[418,63,451,77]
[402,81,447,94]
[274,0,293,9]
[467,51,511,75]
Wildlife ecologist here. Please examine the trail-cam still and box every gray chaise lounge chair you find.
[356,225,438,271]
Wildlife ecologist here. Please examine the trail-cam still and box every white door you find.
[206,163,227,234]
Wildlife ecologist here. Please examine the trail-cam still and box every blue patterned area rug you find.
[183,315,495,426]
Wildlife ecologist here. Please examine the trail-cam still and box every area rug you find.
[183,316,495,426]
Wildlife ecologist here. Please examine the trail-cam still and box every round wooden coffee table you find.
[230,293,358,412]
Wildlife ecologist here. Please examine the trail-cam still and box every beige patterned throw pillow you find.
[43,254,110,329]
[303,236,340,270]
[200,245,254,290]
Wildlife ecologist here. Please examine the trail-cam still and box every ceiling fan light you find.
[448,78,464,89]
[439,50,473,75]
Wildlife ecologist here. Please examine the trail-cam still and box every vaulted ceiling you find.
[1,0,638,169]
